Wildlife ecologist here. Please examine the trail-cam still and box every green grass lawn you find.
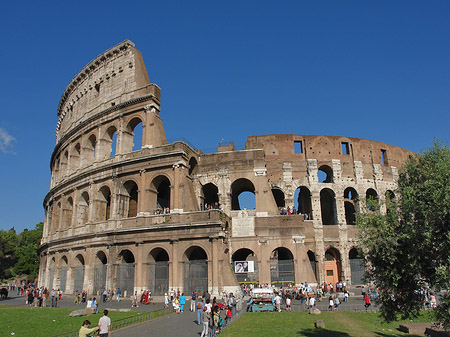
[221,311,437,337]
[0,305,169,336]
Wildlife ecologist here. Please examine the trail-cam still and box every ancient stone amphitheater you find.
[38,40,413,297]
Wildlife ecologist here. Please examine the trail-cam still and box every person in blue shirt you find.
[180,293,186,312]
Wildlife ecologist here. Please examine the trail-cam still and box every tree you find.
[0,228,18,279]
[13,222,43,280]
[357,141,450,328]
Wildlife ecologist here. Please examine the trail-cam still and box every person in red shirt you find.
[225,305,232,326]
[364,295,371,311]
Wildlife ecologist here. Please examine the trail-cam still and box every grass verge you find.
[0,305,170,336]
[220,311,436,337]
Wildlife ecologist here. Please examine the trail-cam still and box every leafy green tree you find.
[0,228,18,279]
[13,222,43,280]
[357,141,450,328]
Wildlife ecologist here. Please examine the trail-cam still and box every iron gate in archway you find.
[148,262,169,295]
[73,266,85,292]
[94,264,107,295]
[59,267,67,292]
[350,258,365,285]
[270,260,294,286]
[184,260,208,294]
[117,263,135,296]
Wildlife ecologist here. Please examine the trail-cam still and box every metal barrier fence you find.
[53,309,166,337]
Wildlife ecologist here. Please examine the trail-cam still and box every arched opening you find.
[70,143,81,171]
[124,180,138,218]
[232,248,258,284]
[307,250,318,282]
[102,125,118,159]
[324,248,342,286]
[386,190,395,202]
[202,183,219,210]
[122,117,143,153]
[94,251,107,295]
[188,157,198,176]
[231,178,256,210]
[49,257,55,290]
[271,188,285,208]
[87,134,97,159]
[183,246,208,294]
[98,186,111,221]
[366,188,379,210]
[63,197,73,229]
[147,248,169,295]
[320,188,337,225]
[151,176,171,212]
[52,201,61,232]
[349,248,364,285]
[77,192,90,226]
[294,186,313,219]
[60,151,68,177]
[59,256,68,292]
[270,247,294,286]
[318,165,333,183]
[117,250,135,296]
[73,254,85,293]
[344,187,359,225]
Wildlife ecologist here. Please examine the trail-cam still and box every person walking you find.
[196,298,204,324]
[98,309,111,337]
[190,291,197,312]
[116,288,121,302]
[200,306,210,337]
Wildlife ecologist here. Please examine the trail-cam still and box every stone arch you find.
[70,142,81,171]
[349,247,364,285]
[231,178,256,210]
[183,246,208,294]
[344,187,359,225]
[188,157,198,176]
[318,165,333,183]
[49,257,56,290]
[320,188,337,225]
[93,251,108,295]
[270,247,295,286]
[366,188,379,210]
[60,150,69,177]
[150,175,171,211]
[294,186,313,219]
[63,196,73,229]
[59,255,69,292]
[271,188,285,208]
[123,116,143,153]
[124,180,139,217]
[73,253,85,292]
[147,248,169,295]
[202,183,219,210]
[77,191,90,226]
[232,248,259,284]
[86,133,97,161]
[103,124,118,158]
[117,249,135,296]
[98,186,112,221]
[324,247,342,286]
[307,250,318,282]
[385,190,396,201]
[52,200,61,232]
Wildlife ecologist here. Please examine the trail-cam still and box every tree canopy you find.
[357,141,450,328]
[0,222,43,281]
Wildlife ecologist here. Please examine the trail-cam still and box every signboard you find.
[234,261,254,273]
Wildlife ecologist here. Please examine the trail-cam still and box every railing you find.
[53,309,167,337]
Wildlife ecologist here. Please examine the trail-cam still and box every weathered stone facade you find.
[38,40,414,297]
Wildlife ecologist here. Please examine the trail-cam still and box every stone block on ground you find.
[69,309,87,317]
[315,319,325,329]
[309,308,321,315]
[399,323,448,335]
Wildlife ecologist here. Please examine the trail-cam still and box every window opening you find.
[341,142,350,155]
[294,141,303,154]
[381,149,388,166]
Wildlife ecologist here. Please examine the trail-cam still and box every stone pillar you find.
[135,244,145,293]
[143,103,166,148]
[211,238,219,296]
[170,240,180,291]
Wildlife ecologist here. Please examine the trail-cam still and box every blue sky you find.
[0,1,449,232]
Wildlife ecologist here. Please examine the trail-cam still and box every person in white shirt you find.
[309,296,316,308]
[98,309,111,337]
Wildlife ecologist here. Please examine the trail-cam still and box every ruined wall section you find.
[55,40,158,142]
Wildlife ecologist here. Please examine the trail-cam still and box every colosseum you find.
[38,40,413,297]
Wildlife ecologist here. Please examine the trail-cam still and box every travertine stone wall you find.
[39,41,414,296]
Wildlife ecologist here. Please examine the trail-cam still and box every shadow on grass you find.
[296,328,351,336]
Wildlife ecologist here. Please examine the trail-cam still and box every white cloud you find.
[0,128,16,154]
